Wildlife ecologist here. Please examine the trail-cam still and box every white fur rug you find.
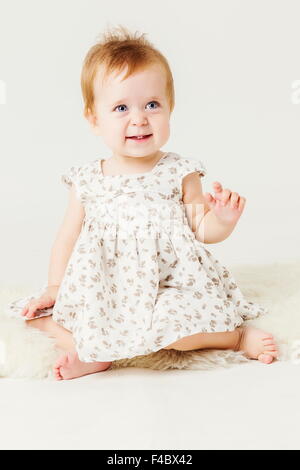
[0,260,299,380]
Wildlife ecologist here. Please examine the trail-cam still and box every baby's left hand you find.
[204,182,246,226]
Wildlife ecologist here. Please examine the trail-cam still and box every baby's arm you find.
[182,172,210,236]
[182,174,245,244]
[47,184,85,287]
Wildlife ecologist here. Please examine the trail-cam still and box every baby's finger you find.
[21,303,33,316]
[26,307,37,318]
[27,308,41,319]
[212,182,223,193]
[238,197,246,211]
[220,189,231,206]
[230,192,240,209]
[25,300,40,318]
[204,192,216,206]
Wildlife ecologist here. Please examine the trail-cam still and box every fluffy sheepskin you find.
[0,260,299,380]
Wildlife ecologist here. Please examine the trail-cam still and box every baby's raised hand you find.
[204,182,246,226]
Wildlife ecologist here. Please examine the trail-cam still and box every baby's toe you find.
[263,338,276,346]
[53,366,63,380]
[53,354,70,380]
[267,349,279,358]
[264,343,277,351]
[262,338,279,355]
[54,353,69,369]
[258,353,274,364]
[262,334,274,341]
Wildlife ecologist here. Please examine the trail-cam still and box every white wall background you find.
[0,0,299,286]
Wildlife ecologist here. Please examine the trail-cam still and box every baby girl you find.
[8,25,278,380]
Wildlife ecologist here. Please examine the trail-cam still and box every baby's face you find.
[87,63,171,159]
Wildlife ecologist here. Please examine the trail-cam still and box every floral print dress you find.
[6,151,269,362]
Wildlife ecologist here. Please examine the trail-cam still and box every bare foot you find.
[53,351,112,380]
[235,325,279,364]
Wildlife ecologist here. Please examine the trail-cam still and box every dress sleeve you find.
[61,164,89,206]
[179,158,207,179]
[61,165,79,190]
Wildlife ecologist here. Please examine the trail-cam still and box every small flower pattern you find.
[6,152,269,362]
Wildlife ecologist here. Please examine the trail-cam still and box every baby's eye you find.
[146,101,160,110]
[114,104,127,112]
[113,101,160,112]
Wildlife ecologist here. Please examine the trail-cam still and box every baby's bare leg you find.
[26,316,112,380]
[163,329,240,351]
[163,326,279,364]
[26,315,75,351]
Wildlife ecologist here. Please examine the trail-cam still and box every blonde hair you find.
[81,25,175,118]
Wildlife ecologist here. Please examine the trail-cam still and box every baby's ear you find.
[84,108,101,136]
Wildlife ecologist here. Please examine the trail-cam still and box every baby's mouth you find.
[126,134,153,141]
